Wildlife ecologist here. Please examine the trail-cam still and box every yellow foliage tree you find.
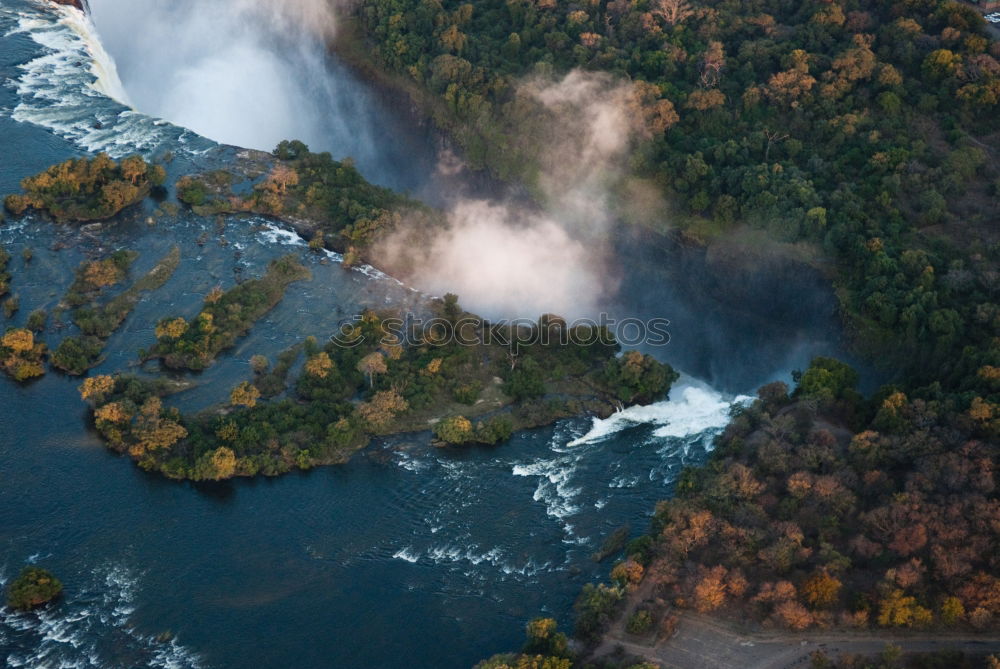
[802,570,842,609]
[208,447,237,480]
[80,375,115,401]
[693,566,727,613]
[2,329,34,353]
[357,390,409,429]
[230,381,260,408]
[877,589,933,627]
[305,352,334,378]
[95,402,131,423]
[155,317,188,340]
[83,259,123,289]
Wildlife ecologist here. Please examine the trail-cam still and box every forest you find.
[345,3,1000,654]
[350,0,1000,396]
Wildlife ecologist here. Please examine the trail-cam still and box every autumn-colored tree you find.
[205,285,224,304]
[216,420,239,442]
[80,375,115,401]
[305,352,334,378]
[774,600,813,630]
[2,329,34,353]
[95,401,131,424]
[802,570,842,609]
[766,51,817,108]
[155,317,188,340]
[434,415,474,444]
[686,89,726,111]
[357,389,409,429]
[208,447,237,480]
[250,355,269,373]
[119,155,148,185]
[940,596,966,625]
[439,24,468,53]
[230,381,260,408]
[100,181,140,212]
[700,41,725,87]
[652,0,692,26]
[357,351,388,388]
[132,397,187,454]
[83,259,123,289]
[877,589,933,627]
[630,81,679,137]
[268,165,299,194]
[693,566,727,613]
[610,559,645,590]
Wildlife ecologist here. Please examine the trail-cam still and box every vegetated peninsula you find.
[80,297,678,481]
[175,141,437,266]
[4,154,166,222]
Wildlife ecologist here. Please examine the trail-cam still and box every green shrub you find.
[7,566,62,610]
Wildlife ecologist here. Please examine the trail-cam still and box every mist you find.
[86,0,428,190]
[375,70,648,321]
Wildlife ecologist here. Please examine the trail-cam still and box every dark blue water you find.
[0,2,857,667]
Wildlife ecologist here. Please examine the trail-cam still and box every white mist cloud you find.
[87,0,379,157]
[376,70,646,321]
[381,200,609,321]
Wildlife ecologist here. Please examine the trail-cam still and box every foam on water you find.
[568,379,752,447]
[0,563,203,668]
[3,1,212,157]
[392,545,553,577]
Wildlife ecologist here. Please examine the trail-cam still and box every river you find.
[0,1,855,667]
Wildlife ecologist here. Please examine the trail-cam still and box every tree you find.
[357,352,387,388]
[250,354,269,373]
[205,285,224,304]
[774,601,813,630]
[693,566,727,612]
[434,415,474,444]
[79,374,115,401]
[2,328,34,353]
[230,381,260,408]
[155,317,188,340]
[686,89,726,111]
[524,617,568,657]
[940,596,965,624]
[305,352,334,378]
[268,165,299,194]
[119,155,148,185]
[357,390,408,429]
[795,357,859,402]
[208,447,237,480]
[95,402,131,423]
[6,567,62,610]
[802,570,842,609]
[652,0,692,26]
[877,589,933,627]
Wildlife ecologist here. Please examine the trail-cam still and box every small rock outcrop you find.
[50,0,86,11]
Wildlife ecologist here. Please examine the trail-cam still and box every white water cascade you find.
[87,0,382,157]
